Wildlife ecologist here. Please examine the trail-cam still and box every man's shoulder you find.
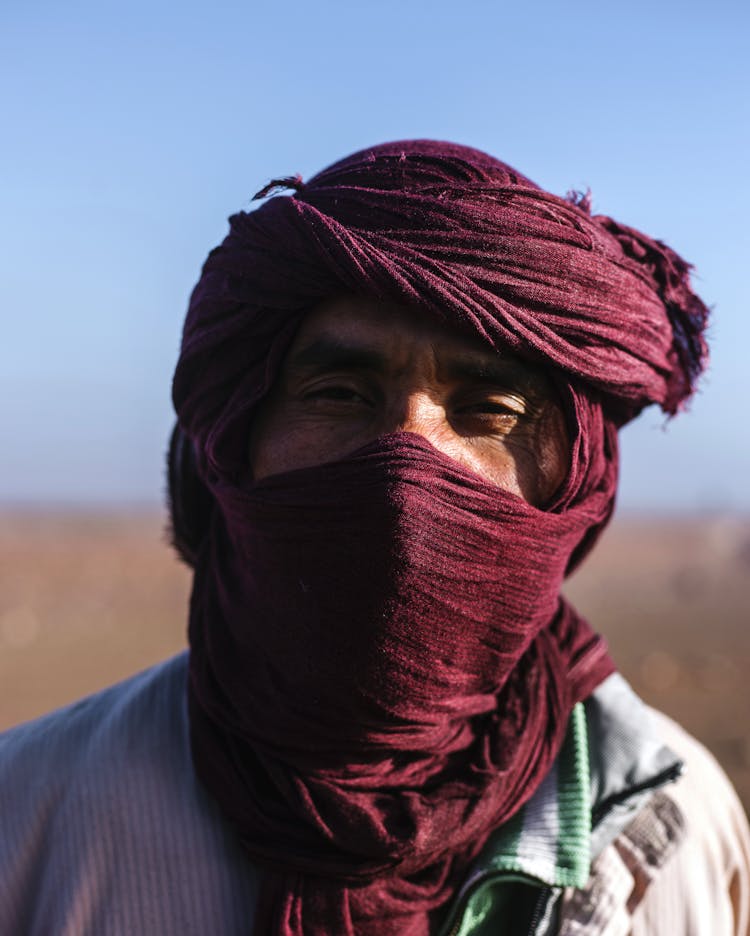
[0,652,189,783]
[563,695,750,936]
[0,652,259,934]
[647,707,750,862]
[617,709,750,935]
[648,706,738,791]
[0,652,193,868]
[556,689,750,936]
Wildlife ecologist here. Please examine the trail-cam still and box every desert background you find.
[1,509,748,812]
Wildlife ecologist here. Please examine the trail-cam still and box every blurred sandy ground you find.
[1,510,749,810]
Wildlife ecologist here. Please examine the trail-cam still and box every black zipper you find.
[526,885,552,935]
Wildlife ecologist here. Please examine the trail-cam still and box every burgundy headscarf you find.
[171,141,708,935]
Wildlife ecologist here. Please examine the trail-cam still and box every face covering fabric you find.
[171,140,710,935]
[189,430,615,935]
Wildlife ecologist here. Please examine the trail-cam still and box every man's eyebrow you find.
[287,335,538,389]
[287,337,391,374]
[440,353,538,389]
[442,357,514,383]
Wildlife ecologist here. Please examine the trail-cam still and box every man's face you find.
[249,297,569,506]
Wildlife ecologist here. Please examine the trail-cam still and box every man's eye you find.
[305,385,371,404]
[458,398,525,418]
[467,403,519,414]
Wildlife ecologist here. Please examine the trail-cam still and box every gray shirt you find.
[0,654,258,935]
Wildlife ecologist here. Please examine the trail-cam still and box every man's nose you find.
[381,392,450,446]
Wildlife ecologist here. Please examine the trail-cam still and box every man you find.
[1,140,749,935]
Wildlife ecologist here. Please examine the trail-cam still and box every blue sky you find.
[2,0,748,510]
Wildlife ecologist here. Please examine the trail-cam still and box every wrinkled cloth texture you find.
[174,140,708,483]
[171,140,709,936]
[189,432,615,934]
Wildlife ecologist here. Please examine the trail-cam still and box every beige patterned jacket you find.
[560,710,750,936]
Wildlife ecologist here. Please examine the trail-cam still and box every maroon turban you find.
[171,140,708,935]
